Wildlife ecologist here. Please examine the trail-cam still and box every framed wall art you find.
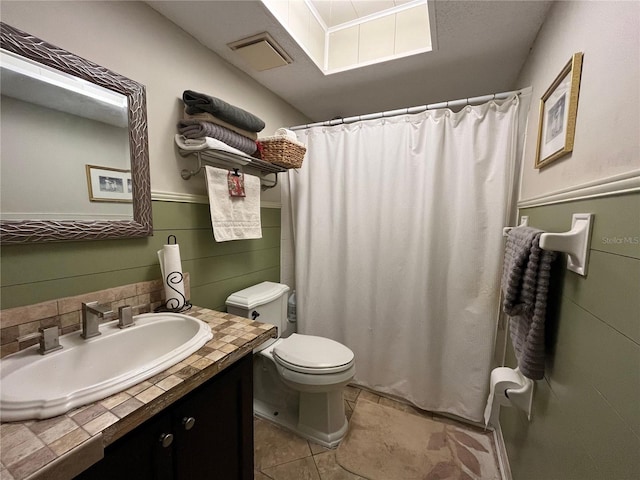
[86,165,133,202]
[535,52,583,169]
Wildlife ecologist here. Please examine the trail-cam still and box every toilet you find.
[226,282,355,448]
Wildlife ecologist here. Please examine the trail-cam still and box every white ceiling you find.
[147,0,552,123]
[309,0,415,28]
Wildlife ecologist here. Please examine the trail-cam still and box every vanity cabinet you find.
[75,353,253,480]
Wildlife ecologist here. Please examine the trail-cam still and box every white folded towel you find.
[205,166,262,242]
[262,128,306,149]
[174,134,250,158]
[274,127,298,141]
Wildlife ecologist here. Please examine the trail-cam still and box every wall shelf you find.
[178,148,286,190]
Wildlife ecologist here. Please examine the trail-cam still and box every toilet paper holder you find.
[504,370,534,421]
[484,367,535,427]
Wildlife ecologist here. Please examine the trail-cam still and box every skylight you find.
[261,0,433,74]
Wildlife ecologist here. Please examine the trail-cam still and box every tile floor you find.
[253,385,501,480]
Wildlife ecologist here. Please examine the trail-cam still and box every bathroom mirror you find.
[0,22,152,244]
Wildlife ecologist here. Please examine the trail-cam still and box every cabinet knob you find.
[159,433,174,448]
[182,416,196,430]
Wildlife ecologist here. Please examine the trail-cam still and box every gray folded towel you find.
[183,108,258,140]
[502,226,557,380]
[177,119,257,155]
[183,90,265,133]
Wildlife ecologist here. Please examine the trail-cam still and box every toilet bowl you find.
[226,282,355,447]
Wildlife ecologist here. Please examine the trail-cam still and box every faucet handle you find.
[118,305,135,329]
[38,326,62,355]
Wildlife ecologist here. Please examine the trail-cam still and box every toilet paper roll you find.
[483,367,531,427]
[157,237,187,311]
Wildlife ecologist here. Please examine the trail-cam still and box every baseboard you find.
[493,422,513,480]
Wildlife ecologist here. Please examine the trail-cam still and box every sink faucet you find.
[81,302,113,339]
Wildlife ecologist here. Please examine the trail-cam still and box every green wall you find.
[0,201,281,311]
[501,192,640,479]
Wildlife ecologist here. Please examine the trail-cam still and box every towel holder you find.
[540,213,594,276]
[179,150,284,190]
[502,216,529,237]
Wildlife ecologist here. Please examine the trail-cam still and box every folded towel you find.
[274,127,298,141]
[502,226,557,380]
[177,119,257,155]
[205,166,262,242]
[174,134,253,159]
[258,133,307,149]
[183,90,265,132]
[183,108,258,140]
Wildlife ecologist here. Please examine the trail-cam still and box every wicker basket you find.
[259,136,306,169]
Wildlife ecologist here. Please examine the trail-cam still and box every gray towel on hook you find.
[502,226,557,380]
[183,90,265,133]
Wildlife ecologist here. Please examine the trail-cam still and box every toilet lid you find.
[273,334,354,371]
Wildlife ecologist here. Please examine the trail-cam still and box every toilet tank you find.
[225,282,290,337]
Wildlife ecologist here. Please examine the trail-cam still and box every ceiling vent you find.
[228,33,292,71]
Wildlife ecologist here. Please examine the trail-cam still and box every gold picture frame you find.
[535,52,583,169]
[86,165,133,203]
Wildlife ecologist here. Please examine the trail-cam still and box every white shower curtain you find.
[283,97,520,422]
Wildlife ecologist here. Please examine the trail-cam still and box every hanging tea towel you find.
[205,166,262,242]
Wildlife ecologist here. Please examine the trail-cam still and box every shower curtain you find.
[283,97,520,422]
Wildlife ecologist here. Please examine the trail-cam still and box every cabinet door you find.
[172,354,253,480]
[75,410,174,480]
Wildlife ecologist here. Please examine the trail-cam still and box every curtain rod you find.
[289,89,523,131]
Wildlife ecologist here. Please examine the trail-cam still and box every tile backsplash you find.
[0,274,190,358]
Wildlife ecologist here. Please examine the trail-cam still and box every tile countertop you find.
[0,307,276,480]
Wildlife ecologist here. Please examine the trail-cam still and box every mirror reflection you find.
[1,50,133,221]
[0,21,151,244]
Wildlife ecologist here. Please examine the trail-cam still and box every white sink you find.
[0,313,213,422]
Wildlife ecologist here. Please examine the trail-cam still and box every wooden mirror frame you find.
[0,22,152,244]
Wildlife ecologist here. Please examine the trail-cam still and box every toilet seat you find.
[273,334,354,375]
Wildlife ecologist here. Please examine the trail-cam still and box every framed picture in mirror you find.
[86,165,133,203]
